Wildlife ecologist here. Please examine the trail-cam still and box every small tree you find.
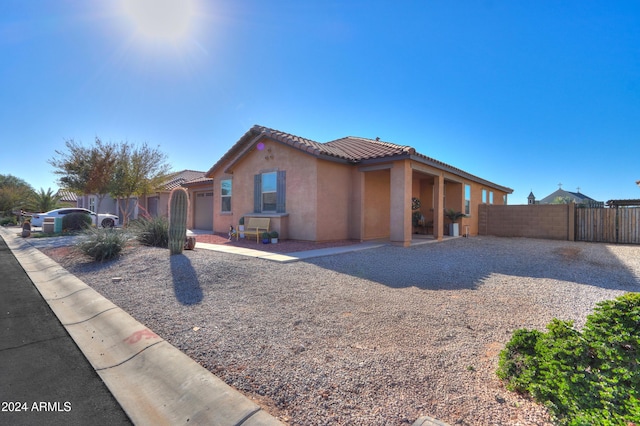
[49,138,118,226]
[110,142,171,226]
[444,208,465,224]
[0,174,34,216]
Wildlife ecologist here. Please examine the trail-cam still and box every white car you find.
[30,208,119,228]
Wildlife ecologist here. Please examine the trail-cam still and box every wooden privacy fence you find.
[575,207,640,244]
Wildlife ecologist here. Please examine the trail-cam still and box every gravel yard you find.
[40,236,640,425]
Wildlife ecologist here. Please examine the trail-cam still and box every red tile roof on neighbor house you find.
[56,189,77,203]
[207,125,512,193]
[182,175,213,187]
[161,170,207,191]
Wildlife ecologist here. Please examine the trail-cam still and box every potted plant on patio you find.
[261,231,271,244]
[444,208,465,237]
[270,230,279,244]
[411,197,425,234]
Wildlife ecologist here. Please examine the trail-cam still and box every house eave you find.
[410,154,513,194]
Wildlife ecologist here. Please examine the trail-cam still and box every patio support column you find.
[390,160,411,247]
[434,173,444,241]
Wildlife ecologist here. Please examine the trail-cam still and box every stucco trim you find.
[411,155,513,194]
[223,134,263,174]
[359,164,394,172]
[242,212,290,218]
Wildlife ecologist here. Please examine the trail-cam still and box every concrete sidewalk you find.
[0,227,283,426]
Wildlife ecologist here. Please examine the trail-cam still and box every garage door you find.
[194,191,213,230]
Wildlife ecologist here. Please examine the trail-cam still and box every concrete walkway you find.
[188,229,452,263]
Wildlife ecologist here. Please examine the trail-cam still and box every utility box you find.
[54,217,63,233]
[42,217,55,233]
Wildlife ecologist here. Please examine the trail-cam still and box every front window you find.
[465,184,471,215]
[221,179,232,212]
[489,191,494,204]
[89,197,96,212]
[482,189,487,203]
[261,172,277,212]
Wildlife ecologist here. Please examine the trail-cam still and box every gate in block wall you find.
[575,202,640,244]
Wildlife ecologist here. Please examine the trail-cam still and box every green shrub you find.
[129,216,168,248]
[497,293,640,425]
[0,216,17,226]
[62,212,92,231]
[76,228,130,262]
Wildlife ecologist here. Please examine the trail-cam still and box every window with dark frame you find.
[261,172,277,212]
[221,179,232,212]
[253,171,286,213]
[465,184,471,215]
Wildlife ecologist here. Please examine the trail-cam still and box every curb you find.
[1,228,283,426]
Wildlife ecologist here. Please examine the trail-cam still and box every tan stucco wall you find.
[316,159,352,241]
[363,169,391,239]
[209,137,320,240]
[390,160,412,245]
[349,168,364,240]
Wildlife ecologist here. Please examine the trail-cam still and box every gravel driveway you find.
[42,236,640,425]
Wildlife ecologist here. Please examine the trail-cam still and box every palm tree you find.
[31,188,60,213]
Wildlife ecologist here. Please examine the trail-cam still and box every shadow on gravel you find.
[170,254,203,305]
[306,237,640,292]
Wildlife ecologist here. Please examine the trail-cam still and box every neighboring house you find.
[78,170,208,222]
[77,193,127,216]
[191,125,512,246]
[530,187,602,206]
[55,189,77,207]
[143,170,209,219]
[182,175,214,230]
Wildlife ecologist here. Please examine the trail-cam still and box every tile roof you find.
[325,137,414,160]
[206,125,512,193]
[56,189,77,202]
[162,170,206,191]
[182,176,213,186]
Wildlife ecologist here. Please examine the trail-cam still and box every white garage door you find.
[194,191,213,230]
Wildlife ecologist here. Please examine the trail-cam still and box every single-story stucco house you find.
[144,169,209,218]
[186,125,513,246]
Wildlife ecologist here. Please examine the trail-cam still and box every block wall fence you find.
[478,203,575,241]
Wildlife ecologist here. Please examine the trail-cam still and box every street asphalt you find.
[0,235,132,426]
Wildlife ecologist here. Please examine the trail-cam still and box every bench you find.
[238,218,270,243]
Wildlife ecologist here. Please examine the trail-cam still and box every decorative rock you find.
[184,236,196,250]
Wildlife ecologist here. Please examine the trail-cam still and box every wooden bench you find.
[238,217,270,243]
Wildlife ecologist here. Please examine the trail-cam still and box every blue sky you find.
[1,0,639,204]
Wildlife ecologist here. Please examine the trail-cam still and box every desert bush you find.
[497,292,640,425]
[1,216,17,226]
[62,212,92,231]
[76,228,130,262]
[129,216,168,248]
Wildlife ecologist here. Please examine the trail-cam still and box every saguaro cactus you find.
[168,187,189,255]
